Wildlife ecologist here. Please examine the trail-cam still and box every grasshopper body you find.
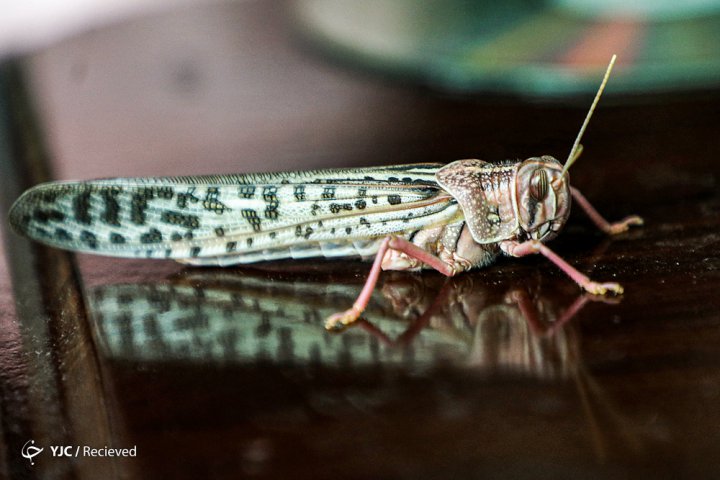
[8,56,642,330]
[6,159,558,268]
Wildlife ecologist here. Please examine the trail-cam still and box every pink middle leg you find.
[325,235,456,331]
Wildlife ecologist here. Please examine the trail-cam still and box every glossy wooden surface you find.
[1,1,720,479]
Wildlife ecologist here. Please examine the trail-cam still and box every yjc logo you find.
[50,446,74,457]
[21,440,43,465]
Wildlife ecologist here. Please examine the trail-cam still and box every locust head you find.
[516,54,617,242]
[515,156,571,242]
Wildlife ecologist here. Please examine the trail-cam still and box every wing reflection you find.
[88,269,616,378]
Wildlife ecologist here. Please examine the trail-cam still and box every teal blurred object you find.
[294,0,720,97]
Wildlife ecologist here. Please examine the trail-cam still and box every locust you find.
[9,56,642,331]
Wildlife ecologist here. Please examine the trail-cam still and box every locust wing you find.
[10,164,461,262]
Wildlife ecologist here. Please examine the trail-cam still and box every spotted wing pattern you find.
[10,164,462,262]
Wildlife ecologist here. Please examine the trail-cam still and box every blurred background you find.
[1,0,719,180]
[1,1,720,479]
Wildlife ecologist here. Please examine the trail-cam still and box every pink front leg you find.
[570,187,643,235]
[501,240,624,295]
[325,235,456,331]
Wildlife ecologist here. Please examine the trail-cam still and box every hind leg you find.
[325,235,457,331]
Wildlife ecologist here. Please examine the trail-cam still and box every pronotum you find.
[9,55,642,331]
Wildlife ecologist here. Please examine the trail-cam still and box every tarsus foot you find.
[585,281,624,296]
[325,307,363,332]
[607,215,644,235]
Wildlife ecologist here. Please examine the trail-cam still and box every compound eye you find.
[529,169,549,201]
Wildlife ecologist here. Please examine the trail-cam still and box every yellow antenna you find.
[562,55,617,176]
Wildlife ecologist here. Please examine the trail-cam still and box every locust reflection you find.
[88,269,644,460]
[89,269,608,378]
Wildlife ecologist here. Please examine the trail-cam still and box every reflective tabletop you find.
[1,1,720,479]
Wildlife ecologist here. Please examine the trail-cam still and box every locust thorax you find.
[515,156,571,242]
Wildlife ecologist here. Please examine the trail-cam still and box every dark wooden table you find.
[1,2,720,479]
